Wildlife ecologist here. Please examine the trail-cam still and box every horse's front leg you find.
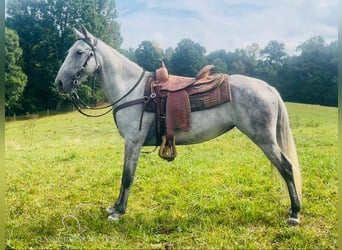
[107,138,142,221]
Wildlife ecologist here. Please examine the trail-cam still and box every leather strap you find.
[114,98,146,114]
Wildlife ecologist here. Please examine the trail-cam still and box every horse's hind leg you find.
[258,142,301,225]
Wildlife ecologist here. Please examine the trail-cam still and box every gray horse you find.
[55,26,302,225]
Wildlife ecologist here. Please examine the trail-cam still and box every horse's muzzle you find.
[55,79,76,94]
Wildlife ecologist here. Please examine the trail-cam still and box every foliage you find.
[5,27,27,115]
[166,36,336,106]
[171,39,206,76]
[135,41,164,72]
[254,41,287,89]
[261,40,287,64]
[282,38,337,106]
[5,103,337,249]
[163,47,175,72]
[120,47,136,62]
[5,0,122,113]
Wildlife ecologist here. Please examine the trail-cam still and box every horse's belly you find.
[142,103,235,146]
[174,104,235,145]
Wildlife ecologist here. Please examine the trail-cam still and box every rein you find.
[71,70,146,117]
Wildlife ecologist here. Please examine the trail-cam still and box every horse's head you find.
[55,26,101,94]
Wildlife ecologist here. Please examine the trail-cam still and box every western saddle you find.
[144,61,231,161]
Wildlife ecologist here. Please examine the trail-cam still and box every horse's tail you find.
[273,88,302,199]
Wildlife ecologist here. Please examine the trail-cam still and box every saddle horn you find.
[156,59,169,82]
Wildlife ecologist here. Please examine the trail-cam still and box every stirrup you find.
[159,135,177,161]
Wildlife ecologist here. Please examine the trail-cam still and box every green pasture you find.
[5,103,337,249]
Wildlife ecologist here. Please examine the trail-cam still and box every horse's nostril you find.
[56,80,64,91]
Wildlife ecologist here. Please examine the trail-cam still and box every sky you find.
[115,0,338,54]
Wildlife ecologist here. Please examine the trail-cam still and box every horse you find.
[55,26,302,226]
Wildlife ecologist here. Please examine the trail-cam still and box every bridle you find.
[70,37,146,118]
[71,37,101,89]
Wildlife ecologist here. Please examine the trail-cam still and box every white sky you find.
[116,0,338,54]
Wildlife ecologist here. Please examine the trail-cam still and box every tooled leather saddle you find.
[144,61,232,161]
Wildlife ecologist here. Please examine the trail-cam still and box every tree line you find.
[128,37,337,107]
[5,0,337,116]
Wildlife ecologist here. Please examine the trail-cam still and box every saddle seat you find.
[154,64,218,92]
[145,61,231,161]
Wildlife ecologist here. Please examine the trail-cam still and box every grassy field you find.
[5,103,337,249]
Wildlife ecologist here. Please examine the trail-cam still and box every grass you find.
[5,102,337,249]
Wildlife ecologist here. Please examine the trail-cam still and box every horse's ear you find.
[80,25,90,38]
[73,28,85,39]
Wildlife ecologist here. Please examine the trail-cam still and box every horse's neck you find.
[97,41,147,103]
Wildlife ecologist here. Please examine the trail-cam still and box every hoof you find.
[108,213,120,221]
[287,217,300,226]
[106,206,115,214]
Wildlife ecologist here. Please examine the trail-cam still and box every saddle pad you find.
[166,90,191,134]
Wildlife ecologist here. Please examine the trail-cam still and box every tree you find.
[135,41,164,71]
[289,37,337,106]
[5,0,122,112]
[206,49,229,73]
[120,47,137,62]
[5,27,27,115]
[210,58,228,74]
[255,41,288,88]
[275,36,337,106]
[163,47,175,73]
[225,46,258,76]
[260,40,286,65]
[171,39,206,76]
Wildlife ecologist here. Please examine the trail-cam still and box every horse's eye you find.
[76,50,84,55]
